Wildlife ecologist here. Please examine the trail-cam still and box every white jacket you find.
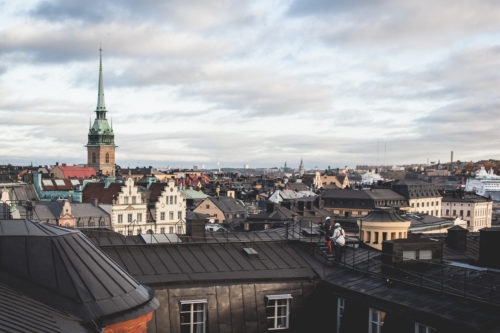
[333,227,345,246]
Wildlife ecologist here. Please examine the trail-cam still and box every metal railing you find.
[308,241,500,307]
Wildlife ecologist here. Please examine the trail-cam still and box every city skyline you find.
[1,1,500,168]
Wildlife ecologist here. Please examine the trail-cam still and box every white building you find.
[148,180,187,234]
[361,170,383,185]
[108,178,148,235]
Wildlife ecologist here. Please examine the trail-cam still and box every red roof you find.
[82,183,123,204]
[149,183,169,203]
[52,164,96,179]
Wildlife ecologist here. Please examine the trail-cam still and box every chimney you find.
[446,225,468,250]
[91,198,99,207]
[188,214,207,240]
[479,227,500,268]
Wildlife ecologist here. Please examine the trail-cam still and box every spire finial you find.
[96,46,106,113]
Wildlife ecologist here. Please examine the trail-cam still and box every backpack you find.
[335,228,345,247]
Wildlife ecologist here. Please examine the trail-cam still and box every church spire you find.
[96,47,106,115]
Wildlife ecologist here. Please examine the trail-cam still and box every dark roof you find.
[323,260,500,332]
[187,211,210,220]
[249,205,295,222]
[70,202,110,218]
[82,182,122,204]
[405,213,455,232]
[209,196,246,214]
[96,240,317,285]
[11,184,38,201]
[0,220,158,327]
[441,191,491,203]
[32,201,63,221]
[361,208,410,223]
[148,182,169,203]
[365,189,407,201]
[392,180,441,199]
[0,282,90,333]
[286,182,309,191]
[322,189,371,200]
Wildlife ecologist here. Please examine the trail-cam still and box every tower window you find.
[105,152,110,163]
[92,152,96,164]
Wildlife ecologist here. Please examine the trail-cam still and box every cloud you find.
[288,0,500,48]
[0,23,228,63]
[31,0,258,31]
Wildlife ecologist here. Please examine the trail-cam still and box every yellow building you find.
[358,208,411,250]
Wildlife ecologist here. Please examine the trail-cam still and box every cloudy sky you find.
[1,0,500,169]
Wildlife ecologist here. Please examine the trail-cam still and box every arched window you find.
[105,152,110,163]
[92,152,96,163]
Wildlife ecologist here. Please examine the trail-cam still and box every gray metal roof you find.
[98,240,317,285]
[360,207,410,223]
[0,219,158,327]
[0,282,90,333]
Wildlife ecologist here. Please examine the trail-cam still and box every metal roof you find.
[0,282,90,333]
[97,240,318,285]
[0,219,158,327]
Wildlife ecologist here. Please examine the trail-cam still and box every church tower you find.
[86,48,116,176]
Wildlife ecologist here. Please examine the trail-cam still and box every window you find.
[170,211,174,220]
[266,294,292,330]
[460,210,464,216]
[160,227,165,233]
[137,213,142,223]
[178,226,183,234]
[337,297,345,333]
[128,213,132,223]
[92,152,96,163]
[161,212,165,221]
[467,210,471,217]
[118,214,123,224]
[124,196,129,204]
[170,196,174,204]
[178,211,182,220]
[206,204,210,209]
[417,203,420,208]
[419,249,432,260]
[373,232,379,244]
[446,209,449,215]
[137,228,141,235]
[411,203,414,208]
[169,226,174,233]
[105,152,109,163]
[180,300,207,333]
[369,308,386,333]
[415,322,436,333]
[132,196,136,204]
[403,250,416,261]
[453,210,456,216]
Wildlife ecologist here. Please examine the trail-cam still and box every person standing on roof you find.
[325,217,333,253]
[332,223,345,261]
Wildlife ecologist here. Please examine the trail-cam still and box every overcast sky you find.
[1,0,500,169]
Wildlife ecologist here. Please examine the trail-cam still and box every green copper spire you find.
[87,48,115,147]
[96,47,106,115]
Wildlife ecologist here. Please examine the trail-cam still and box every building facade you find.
[110,178,148,235]
[86,49,116,176]
[148,181,187,234]
[392,180,442,217]
[441,191,492,232]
